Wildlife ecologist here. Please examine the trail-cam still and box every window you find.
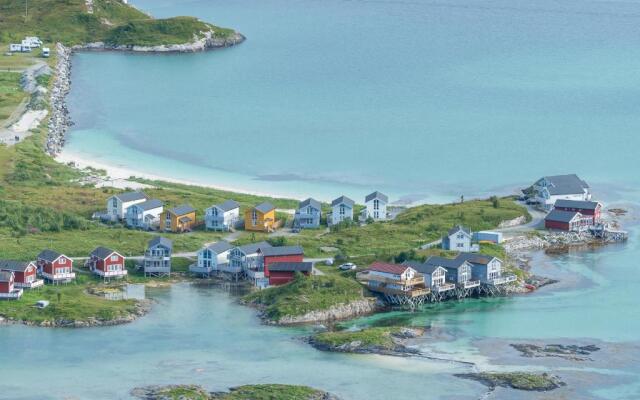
[252,210,258,226]
[373,199,379,210]
[339,205,345,216]
[111,255,119,262]
[457,243,464,248]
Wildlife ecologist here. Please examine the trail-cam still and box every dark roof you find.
[0,260,35,272]
[365,191,388,203]
[0,271,13,282]
[206,241,234,254]
[299,198,321,211]
[254,202,275,214]
[554,199,600,210]
[332,196,355,207]
[169,204,196,216]
[37,249,62,262]
[448,225,471,236]
[90,246,118,259]
[261,245,304,257]
[217,200,240,212]
[148,236,172,250]
[455,252,500,266]
[237,241,272,255]
[545,209,581,223]
[134,199,163,211]
[402,260,446,275]
[268,262,312,272]
[424,256,469,270]
[368,261,410,275]
[113,191,147,202]
[542,174,589,195]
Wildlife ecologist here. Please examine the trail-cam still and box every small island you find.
[455,372,565,392]
[308,326,423,357]
[131,384,340,400]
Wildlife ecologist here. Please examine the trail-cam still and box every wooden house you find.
[328,196,354,226]
[363,191,388,221]
[143,237,172,277]
[37,249,75,284]
[260,246,304,281]
[528,174,591,211]
[268,262,312,286]
[161,204,197,233]
[106,191,148,221]
[0,260,43,289]
[244,202,276,232]
[0,271,22,300]
[229,241,272,284]
[205,200,240,231]
[544,209,591,232]
[294,198,322,229]
[553,199,602,225]
[358,262,428,297]
[455,253,515,286]
[421,257,479,290]
[192,241,234,277]
[403,260,455,294]
[442,225,476,252]
[86,247,127,280]
[125,199,164,230]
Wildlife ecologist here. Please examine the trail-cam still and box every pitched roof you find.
[368,261,410,275]
[448,225,471,236]
[365,191,388,203]
[217,200,240,212]
[542,174,589,195]
[545,209,582,223]
[0,271,13,282]
[169,204,196,216]
[554,199,600,210]
[424,256,469,270]
[402,260,446,275]
[254,202,275,214]
[90,246,118,260]
[134,199,163,211]
[237,241,272,255]
[260,245,304,257]
[112,191,147,203]
[0,260,35,272]
[206,241,234,254]
[37,249,62,262]
[178,216,193,223]
[331,196,355,207]
[299,198,321,211]
[455,252,499,266]
[268,262,313,272]
[148,236,172,250]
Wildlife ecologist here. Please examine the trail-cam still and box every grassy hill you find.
[0,0,236,46]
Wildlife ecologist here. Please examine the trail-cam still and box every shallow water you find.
[65,0,640,203]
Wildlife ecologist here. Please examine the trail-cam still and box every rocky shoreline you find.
[307,327,423,357]
[0,298,151,328]
[131,384,341,400]
[254,298,379,325]
[455,372,566,392]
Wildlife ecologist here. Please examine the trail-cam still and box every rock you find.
[455,372,566,392]
[498,215,528,228]
[511,343,599,361]
[270,299,377,325]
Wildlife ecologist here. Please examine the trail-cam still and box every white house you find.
[529,174,591,211]
[106,191,148,221]
[191,241,234,277]
[328,196,354,226]
[125,199,163,230]
[205,200,240,231]
[442,225,478,252]
[363,191,388,221]
[24,37,42,48]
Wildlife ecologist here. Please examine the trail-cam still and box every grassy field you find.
[312,327,402,350]
[216,385,326,400]
[243,274,367,321]
[0,71,27,121]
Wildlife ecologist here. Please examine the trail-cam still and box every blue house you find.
[328,196,355,226]
[455,253,515,285]
[294,198,322,229]
[423,256,479,290]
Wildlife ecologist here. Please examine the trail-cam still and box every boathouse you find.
[86,247,127,280]
[143,237,172,277]
[544,209,591,232]
[267,262,312,286]
[0,260,43,289]
[205,200,240,231]
[36,249,75,284]
[0,271,23,300]
[553,199,602,225]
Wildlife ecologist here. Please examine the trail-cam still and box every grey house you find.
[442,225,477,252]
[294,198,322,229]
[205,200,240,231]
[328,196,355,226]
[455,253,515,285]
[423,256,479,289]
[143,237,172,277]
[125,199,164,230]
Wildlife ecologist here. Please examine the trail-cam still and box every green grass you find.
[215,385,325,400]
[0,275,138,323]
[472,372,563,391]
[0,71,27,121]
[244,274,366,321]
[313,327,401,350]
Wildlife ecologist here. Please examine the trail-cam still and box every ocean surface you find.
[64,0,640,203]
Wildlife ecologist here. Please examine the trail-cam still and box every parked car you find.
[339,263,356,271]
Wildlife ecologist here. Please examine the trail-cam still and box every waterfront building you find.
[161,204,197,233]
[328,196,354,226]
[293,198,322,229]
[244,202,276,232]
[36,249,75,284]
[191,241,234,277]
[86,247,127,280]
[106,191,148,221]
[363,191,388,221]
[0,260,43,289]
[544,209,591,232]
[473,231,503,244]
[205,200,240,231]
[0,271,23,300]
[442,225,477,252]
[357,262,429,305]
[403,260,455,297]
[421,257,479,295]
[125,199,164,230]
[229,242,272,286]
[261,245,304,283]
[143,237,172,277]
[455,253,515,286]
[528,174,591,211]
[267,262,312,286]
[553,199,602,225]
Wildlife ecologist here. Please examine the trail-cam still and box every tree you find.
[490,196,500,209]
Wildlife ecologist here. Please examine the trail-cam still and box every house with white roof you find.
[106,191,148,221]
[529,174,591,211]
[328,196,354,226]
[362,191,388,221]
[125,199,163,230]
[205,200,240,231]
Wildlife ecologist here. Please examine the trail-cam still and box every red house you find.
[268,262,312,286]
[0,260,44,289]
[259,245,304,278]
[0,271,23,300]
[86,247,127,279]
[37,249,75,284]
[553,200,602,224]
[545,209,591,232]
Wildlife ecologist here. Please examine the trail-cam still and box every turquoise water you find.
[65,0,640,203]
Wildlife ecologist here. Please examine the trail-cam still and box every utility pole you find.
[25,0,28,21]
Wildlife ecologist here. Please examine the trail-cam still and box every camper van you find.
[42,47,50,58]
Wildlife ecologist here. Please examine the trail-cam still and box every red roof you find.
[367,261,409,275]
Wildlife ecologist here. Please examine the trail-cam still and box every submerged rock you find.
[511,343,600,361]
[455,372,566,392]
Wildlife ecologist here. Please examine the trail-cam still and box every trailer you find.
[473,231,503,244]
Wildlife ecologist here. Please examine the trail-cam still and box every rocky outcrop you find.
[498,215,528,228]
[455,372,566,392]
[308,327,423,357]
[511,343,600,361]
[131,384,341,400]
[75,31,245,53]
[46,43,73,155]
[266,299,377,325]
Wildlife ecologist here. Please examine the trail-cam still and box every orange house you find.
[244,202,276,232]
[160,204,196,233]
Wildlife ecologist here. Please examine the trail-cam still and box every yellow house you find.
[244,202,276,232]
[160,204,196,233]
